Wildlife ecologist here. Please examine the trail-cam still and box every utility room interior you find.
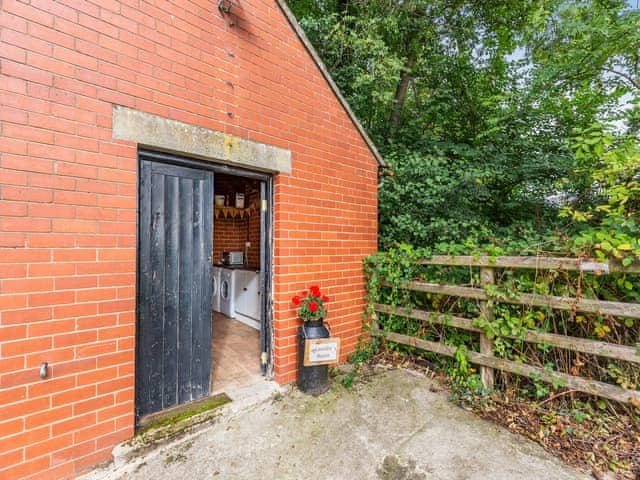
[210,173,263,393]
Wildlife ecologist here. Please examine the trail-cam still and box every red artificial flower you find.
[310,285,321,297]
[308,301,318,312]
[322,295,329,302]
[292,295,301,306]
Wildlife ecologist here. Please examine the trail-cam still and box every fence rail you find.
[417,255,640,273]
[392,281,640,319]
[370,256,640,404]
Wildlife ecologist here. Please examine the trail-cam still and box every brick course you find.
[0,0,378,478]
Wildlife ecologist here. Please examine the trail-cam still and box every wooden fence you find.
[370,255,640,404]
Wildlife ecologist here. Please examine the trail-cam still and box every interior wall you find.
[213,175,260,269]
[213,216,249,264]
[247,190,261,268]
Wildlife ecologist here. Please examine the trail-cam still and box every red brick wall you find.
[247,191,261,268]
[0,1,379,478]
[213,215,248,265]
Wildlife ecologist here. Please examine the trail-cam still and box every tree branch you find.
[601,67,640,91]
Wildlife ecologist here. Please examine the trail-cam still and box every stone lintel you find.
[112,106,292,174]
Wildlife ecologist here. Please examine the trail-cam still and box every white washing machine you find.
[212,266,222,313]
[219,268,236,318]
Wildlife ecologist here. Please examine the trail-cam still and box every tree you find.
[524,0,640,135]
[286,0,640,249]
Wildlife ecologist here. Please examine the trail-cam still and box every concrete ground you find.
[86,369,589,480]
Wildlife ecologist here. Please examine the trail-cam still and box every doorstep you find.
[79,380,284,480]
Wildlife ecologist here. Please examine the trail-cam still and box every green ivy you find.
[363,239,640,399]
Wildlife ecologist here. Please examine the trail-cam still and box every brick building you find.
[0,0,382,478]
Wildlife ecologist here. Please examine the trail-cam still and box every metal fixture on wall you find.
[218,0,233,14]
[40,362,48,379]
[218,0,236,26]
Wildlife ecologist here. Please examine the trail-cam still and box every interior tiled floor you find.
[210,312,263,394]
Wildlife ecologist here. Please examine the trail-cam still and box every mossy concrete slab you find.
[84,370,589,480]
[80,380,283,480]
[106,393,231,470]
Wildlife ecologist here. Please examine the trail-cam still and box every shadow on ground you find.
[88,369,589,480]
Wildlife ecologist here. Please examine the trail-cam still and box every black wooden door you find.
[137,160,213,418]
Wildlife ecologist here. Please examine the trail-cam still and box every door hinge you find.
[261,351,268,365]
[261,199,267,212]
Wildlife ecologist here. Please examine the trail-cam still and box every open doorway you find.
[136,150,272,422]
[210,174,263,393]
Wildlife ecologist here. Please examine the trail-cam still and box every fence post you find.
[479,267,495,390]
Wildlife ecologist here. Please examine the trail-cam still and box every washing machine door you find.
[221,278,230,300]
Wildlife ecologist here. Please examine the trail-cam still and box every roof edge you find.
[274,0,386,168]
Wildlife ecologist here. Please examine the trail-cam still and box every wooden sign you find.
[303,338,341,367]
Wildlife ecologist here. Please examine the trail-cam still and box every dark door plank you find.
[162,175,179,408]
[191,178,206,398]
[146,170,166,415]
[177,177,194,404]
[137,161,152,417]
[196,173,213,396]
